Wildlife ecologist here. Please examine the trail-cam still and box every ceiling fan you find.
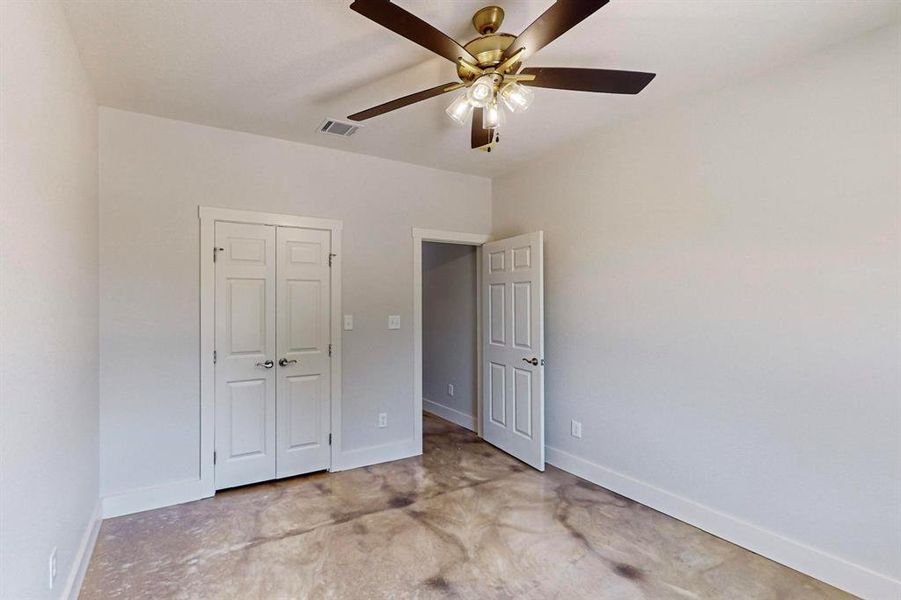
[346,0,655,152]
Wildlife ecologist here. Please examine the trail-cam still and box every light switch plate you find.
[343,315,353,331]
[447,384,454,396]
[388,315,401,330]
[378,412,388,428]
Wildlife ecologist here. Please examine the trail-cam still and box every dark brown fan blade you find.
[348,82,459,121]
[471,108,494,150]
[519,67,655,94]
[350,0,477,64]
[503,1,610,62]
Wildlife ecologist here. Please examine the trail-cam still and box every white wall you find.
[98,109,491,497]
[492,25,900,599]
[422,242,478,429]
[0,1,100,597]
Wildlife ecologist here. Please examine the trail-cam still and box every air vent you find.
[318,119,362,137]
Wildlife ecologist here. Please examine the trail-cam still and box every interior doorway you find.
[421,242,479,435]
[412,228,490,452]
[412,227,546,471]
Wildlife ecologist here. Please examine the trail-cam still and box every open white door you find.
[481,231,545,470]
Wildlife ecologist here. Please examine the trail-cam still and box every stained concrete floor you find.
[81,414,851,599]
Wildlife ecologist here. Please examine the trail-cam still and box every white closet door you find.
[275,226,332,477]
[214,222,277,489]
[481,231,545,470]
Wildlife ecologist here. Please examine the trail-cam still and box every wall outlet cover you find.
[49,547,57,589]
[571,420,582,439]
[343,314,353,330]
[378,412,388,428]
[447,383,454,396]
[388,315,401,330]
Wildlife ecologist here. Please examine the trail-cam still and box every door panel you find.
[512,281,532,349]
[215,222,277,489]
[489,362,506,426]
[286,374,322,448]
[276,227,331,478]
[482,231,545,470]
[287,280,321,352]
[513,367,532,438]
[489,283,506,345]
[227,279,267,353]
[227,379,269,456]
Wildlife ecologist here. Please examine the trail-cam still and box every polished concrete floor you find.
[81,415,851,599]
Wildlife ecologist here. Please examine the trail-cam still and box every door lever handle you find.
[522,357,539,366]
[278,358,298,367]
[256,360,274,369]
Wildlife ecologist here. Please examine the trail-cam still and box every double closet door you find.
[214,222,332,490]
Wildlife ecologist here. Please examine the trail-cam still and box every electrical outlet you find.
[343,314,354,330]
[48,547,57,590]
[388,315,401,330]
[447,383,454,396]
[378,412,388,428]
[571,420,582,439]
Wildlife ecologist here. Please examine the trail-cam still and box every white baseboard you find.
[332,437,420,472]
[423,397,475,431]
[101,439,421,517]
[61,500,102,600]
[102,478,212,519]
[546,446,900,600]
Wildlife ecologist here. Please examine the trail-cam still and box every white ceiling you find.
[63,0,899,177]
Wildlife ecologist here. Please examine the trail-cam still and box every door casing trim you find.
[200,206,343,495]
[412,228,491,452]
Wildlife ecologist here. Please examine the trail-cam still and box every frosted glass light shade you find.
[445,92,473,125]
[500,81,534,113]
[467,74,497,108]
[483,102,500,129]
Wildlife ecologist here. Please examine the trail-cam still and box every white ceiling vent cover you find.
[318,119,362,137]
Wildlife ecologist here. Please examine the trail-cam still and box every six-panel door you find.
[214,222,332,490]
[482,231,545,471]
[214,222,278,489]
[276,227,332,478]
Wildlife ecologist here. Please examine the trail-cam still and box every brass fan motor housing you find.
[456,6,517,81]
[457,33,516,80]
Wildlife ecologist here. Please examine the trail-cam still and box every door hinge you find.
[213,350,217,364]
[213,247,224,262]
[213,451,217,465]
[541,358,545,366]
[328,433,332,445]
[328,343,332,357]
[328,253,337,267]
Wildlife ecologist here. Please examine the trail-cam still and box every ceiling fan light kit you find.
[347,0,655,152]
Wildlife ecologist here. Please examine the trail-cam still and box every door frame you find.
[200,206,343,495]
[412,228,492,451]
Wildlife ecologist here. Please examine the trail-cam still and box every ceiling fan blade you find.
[519,67,656,94]
[471,108,494,150]
[350,0,477,65]
[503,1,610,63]
[348,81,460,121]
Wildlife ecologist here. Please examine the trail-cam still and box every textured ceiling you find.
[63,0,900,177]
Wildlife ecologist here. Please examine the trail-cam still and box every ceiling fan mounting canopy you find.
[345,0,656,152]
[472,5,506,35]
